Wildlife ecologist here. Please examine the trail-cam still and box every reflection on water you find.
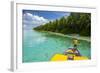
[23,30,91,62]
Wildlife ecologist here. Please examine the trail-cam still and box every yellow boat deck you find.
[51,54,88,61]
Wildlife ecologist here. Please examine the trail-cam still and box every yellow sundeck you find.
[51,54,88,61]
[51,54,68,61]
[74,56,88,60]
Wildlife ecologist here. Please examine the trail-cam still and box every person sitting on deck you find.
[73,38,78,49]
[72,38,81,56]
[64,39,81,60]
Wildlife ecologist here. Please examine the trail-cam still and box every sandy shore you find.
[36,30,91,42]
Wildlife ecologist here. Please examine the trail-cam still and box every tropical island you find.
[23,10,91,62]
[33,12,91,41]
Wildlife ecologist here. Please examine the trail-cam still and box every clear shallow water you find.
[23,30,91,62]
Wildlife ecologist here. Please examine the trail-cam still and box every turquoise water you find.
[22,29,91,63]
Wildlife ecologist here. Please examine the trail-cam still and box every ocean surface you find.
[22,29,91,62]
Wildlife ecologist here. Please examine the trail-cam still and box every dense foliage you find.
[34,13,91,36]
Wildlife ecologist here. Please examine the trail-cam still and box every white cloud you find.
[23,13,49,28]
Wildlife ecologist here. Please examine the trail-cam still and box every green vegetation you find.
[33,13,91,36]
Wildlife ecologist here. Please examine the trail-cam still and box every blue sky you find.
[23,10,70,29]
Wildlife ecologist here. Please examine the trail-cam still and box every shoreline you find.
[35,30,91,42]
